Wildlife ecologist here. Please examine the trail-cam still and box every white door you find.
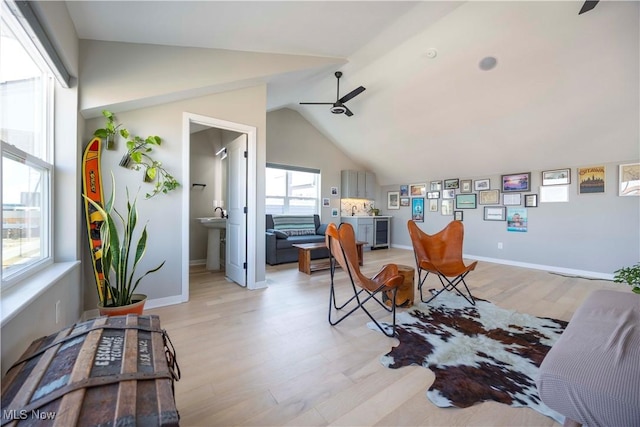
[225,134,247,286]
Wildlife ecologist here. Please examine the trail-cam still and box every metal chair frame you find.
[408,220,477,306]
[326,223,402,337]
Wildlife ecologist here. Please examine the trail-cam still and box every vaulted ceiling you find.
[65,1,639,185]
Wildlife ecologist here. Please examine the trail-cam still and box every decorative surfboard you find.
[82,137,108,302]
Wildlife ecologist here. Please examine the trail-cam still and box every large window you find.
[266,164,320,215]
[1,7,54,286]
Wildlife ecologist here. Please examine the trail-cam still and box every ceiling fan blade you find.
[344,106,354,117]
[338,86,366,104]
[579,0,598,14]
[300,102,334,105]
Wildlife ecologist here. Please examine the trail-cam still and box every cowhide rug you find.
[369,292,568,424]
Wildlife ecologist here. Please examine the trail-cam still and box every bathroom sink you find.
[197,217,227,229]
[196,218,226,271]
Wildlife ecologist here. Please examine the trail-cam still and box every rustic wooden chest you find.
[1,314,180,426]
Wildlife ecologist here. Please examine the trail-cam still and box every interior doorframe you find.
[181,112,261,300]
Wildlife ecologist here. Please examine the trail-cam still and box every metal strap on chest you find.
[8,323,164,371]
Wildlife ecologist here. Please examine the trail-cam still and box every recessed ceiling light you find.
[426,48,438,59]
[479,56,497,71]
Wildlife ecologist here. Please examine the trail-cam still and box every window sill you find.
[1,261,80,327]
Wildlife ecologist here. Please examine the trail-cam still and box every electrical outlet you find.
[55,300,61,324]
[498,242,503,249]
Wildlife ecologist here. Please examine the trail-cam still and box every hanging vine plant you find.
[93,110,128,150]
[96,110,180,199]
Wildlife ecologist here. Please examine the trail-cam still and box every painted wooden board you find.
[82,137,107,302]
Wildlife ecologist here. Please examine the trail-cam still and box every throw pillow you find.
[272,215,316,236]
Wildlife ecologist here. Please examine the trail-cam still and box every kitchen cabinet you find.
[341,170,376,199]
[341,216,391,249]
[340,216,373,248]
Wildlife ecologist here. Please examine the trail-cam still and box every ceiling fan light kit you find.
[300,71,366,117]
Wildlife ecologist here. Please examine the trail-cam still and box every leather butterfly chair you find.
[407,220,477,305]
[325,222,404,337]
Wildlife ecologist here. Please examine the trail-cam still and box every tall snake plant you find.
[84,175,165,306]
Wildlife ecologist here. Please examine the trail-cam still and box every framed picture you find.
[427,191,440,199]
[429,199,438,212]
[619,163,640,196]
[474,179,490,191]
[442,189,455,199]
[441,199,454,215]
[454,210,464,221]
[540,185,569,203]
[444,178,459,189]
[459,179,472,193]
[484,206,506,221]
[400,184,409,196]
[400,197,410,207]
[412,197,425,222]
[542,169,571,186]
[524,194,538,207]
[430,180,442,191]
[479,189,500,205]
[503,193,521,206]
[387,191,400,209]
[455,194,477,209]
[507,207,528,232]
[330,186,339,197]
[502,172,530,192]
[331,208,339,217]
[322,197,330,207]
[578,166,605,194]
[410,183,427,197]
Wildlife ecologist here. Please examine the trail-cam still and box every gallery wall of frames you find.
[381,161,639,276]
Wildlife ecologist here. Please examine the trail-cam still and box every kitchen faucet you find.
[351,206,356,216]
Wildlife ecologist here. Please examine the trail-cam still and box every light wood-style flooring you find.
[147,248,620,426]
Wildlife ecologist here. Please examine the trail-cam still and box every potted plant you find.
[93,110,129,151]
[96,110,180,199]
[613,262,640,294]
[84,175,165,315]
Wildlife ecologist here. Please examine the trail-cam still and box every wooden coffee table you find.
[292,241,365,275]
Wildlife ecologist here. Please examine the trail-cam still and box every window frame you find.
[265,164,321,216]
[1,7,55,289]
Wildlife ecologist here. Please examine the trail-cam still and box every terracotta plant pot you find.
[98,294,147,317]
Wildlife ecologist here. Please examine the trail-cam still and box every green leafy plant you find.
[123,135,180,199]
[96,110,179,199]
[84,175,165,307]
[613,262,640,294]
[93,110,130,150]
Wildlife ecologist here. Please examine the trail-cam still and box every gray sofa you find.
[266,214,329,265]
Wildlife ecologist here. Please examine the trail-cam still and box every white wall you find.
[190,128,221,262]
[266,108,367,222]
[379,160,640,277]
[82,85,267,309]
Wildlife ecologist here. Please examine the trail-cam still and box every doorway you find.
[181,113,263,302]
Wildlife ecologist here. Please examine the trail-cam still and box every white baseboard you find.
[390,244,614,281]
[82,294,186,320]
[189,259,206,266]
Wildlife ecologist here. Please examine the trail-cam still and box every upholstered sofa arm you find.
[266,231,278,265]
